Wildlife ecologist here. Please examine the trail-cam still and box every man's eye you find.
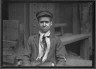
[45,21,49,23]
[40,21,44,23]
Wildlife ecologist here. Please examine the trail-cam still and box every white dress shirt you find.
[36,31,51,63]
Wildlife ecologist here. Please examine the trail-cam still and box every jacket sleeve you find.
[56,37,67,66]
[21,36,32,66]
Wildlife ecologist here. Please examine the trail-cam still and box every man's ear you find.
[50,22,52,26]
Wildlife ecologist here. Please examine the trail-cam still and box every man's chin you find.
[42,29,48,33]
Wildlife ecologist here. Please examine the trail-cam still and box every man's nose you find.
[43,22,46,26]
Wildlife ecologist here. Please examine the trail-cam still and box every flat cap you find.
[36,11,53,19]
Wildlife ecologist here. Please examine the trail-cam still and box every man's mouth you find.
[42,27,47,30]
[42,27,46,29]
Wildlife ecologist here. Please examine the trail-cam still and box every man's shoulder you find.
[52,34,61,41]
[28,34,38,40]
[29,34,36,38]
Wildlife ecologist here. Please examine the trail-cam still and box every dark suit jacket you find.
[22,33,67,66]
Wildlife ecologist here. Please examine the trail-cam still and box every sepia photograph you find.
[1,0,95,68]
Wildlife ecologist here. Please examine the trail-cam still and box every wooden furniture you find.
[66,58,92,66]
[54,23,67,36]
[3,20,20,65]
[60,33,91,60]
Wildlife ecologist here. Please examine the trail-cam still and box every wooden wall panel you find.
[73,3,81,34]
[3,20,19,41]
[8,3,24,48]
[8,3,25,24]
[23,3,30,47]
[54,3,59,24]
[8,3,30,57]
[60,3,73,33]
[29,3,38,35]
[8,3,30,48]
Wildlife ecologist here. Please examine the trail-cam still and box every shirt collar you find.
[39,31,50,37]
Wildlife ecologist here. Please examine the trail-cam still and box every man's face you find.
[38,17,52,33]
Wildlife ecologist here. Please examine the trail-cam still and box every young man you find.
[18,11,67,66]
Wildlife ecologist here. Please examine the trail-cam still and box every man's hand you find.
[31,61,55,66]
[39,62,55,66]
[31,61,41,66]
[15,60,23,66]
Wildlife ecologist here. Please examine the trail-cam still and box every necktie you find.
[40,35,47,62]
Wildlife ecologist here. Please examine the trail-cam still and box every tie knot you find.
[43,35,50,39]
[43,35,45,39]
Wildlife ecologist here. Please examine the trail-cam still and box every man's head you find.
[36,11,53,33]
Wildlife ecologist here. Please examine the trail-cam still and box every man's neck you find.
[39,30,50,34]
[39,30,50,37]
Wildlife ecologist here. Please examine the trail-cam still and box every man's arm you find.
[56,37,67,66]
[16,37,32,66]
[21,37,32,66]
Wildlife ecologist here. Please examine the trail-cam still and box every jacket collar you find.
[39,31,50,37]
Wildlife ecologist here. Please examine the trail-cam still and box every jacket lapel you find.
[50,33,54,49]
[32,32,55,60]
[33,34,39,59]
[47,33,55,59]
